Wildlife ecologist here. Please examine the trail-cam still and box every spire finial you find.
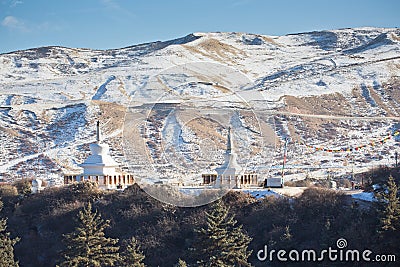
[96,120,100,142]
[226,127,232,153]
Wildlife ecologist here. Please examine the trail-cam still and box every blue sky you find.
[0,0,399,53]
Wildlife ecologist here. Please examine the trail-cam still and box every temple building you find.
[202,127,258,188]
[63,121,135,190]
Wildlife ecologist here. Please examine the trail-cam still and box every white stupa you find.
[214,127,243,187]
[63,121,135,190]
[79,121,119,176]
[31,179,44,194]
[201,126,259,188]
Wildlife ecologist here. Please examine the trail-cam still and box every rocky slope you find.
[0,27,399,184]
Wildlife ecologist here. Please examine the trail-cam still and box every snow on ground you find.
[239,188,281,199]
[350,191,376,202]
[0,27,399,184]
[177,186,312,200]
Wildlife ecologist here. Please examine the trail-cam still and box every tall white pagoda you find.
[64,121,134,190]
[202,127,258,188]
[214,127,243,187]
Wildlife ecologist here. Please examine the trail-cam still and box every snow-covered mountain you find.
[0,27,399,184]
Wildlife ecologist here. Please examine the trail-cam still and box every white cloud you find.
[101,0,120,10]
[10,0,23,8]
[100,0,134,18]
[1,15,27,31]
[1,15,63,33]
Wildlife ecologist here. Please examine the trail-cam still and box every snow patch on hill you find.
[0,27,399,185]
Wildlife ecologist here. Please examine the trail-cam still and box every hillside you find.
[0,27,399,187]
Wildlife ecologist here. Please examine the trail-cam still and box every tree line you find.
[0,169,399,266]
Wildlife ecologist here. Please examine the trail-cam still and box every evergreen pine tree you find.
[60,202,120,267]
[121,236,146,267]
[0,200,19,267]
[195,199,252,267]
[376,175,400,255]
[379,175,400,232]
